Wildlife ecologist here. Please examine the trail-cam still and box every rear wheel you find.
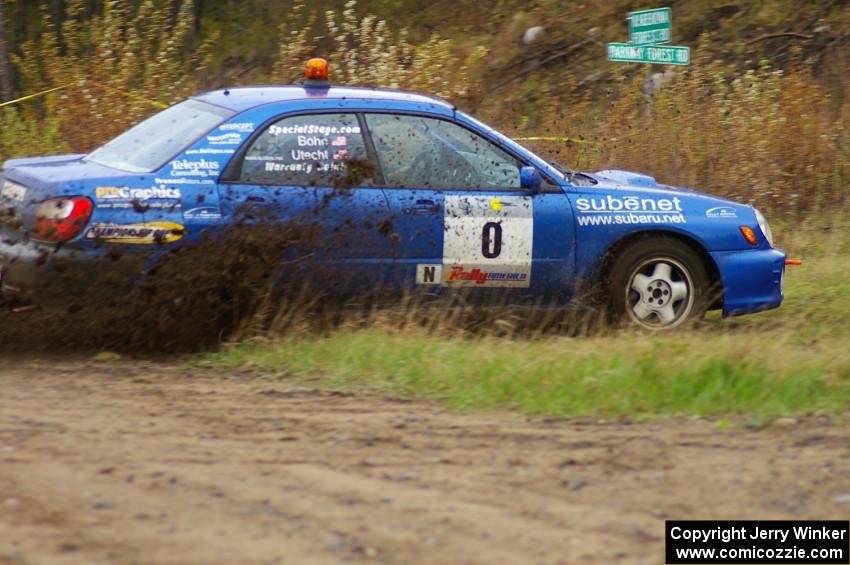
[608,238,712,330]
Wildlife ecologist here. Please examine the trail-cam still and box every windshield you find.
[86,99,235,173]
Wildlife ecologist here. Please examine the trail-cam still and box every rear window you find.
[86,100,235,173]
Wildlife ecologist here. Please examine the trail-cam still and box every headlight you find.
[754,208,773,247]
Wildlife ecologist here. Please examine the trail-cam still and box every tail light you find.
[31,197,94,243]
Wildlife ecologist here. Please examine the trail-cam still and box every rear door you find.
[364,112,575,304]
[218,112,394,294]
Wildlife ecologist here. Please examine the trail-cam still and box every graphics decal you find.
[94,186,181,210]
[244,118,364,178]
[574,195,686,226]
[85,222,185,244]
[183,206,223,221]
[154,177,215,185]
[415,264,529,286]
[185,148,235,156]
[706,206,738,219]
[207,133,243,146]
[416,195,533,288]
[267,124,361,137]
[219,122,255,133]
[416,264,442,285]
[445,266,529,285]
[170,159,220,177]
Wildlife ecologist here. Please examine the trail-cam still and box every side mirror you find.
[520,166,542,193]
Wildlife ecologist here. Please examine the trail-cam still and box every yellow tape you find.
[100,85,169,109]
[514,136,600,145]
[0,84,69,107]
[0,83,167,110]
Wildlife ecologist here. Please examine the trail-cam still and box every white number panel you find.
[440,194,533,288]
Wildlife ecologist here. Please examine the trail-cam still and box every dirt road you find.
[1,358,848,564]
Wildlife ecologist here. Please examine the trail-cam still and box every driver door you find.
[365,112,575,305]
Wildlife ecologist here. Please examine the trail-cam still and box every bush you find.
[519,45,849,218]
[7,0,213,159]
[275,0,487,99]
[2,0,485,165]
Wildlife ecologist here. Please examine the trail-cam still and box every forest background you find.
[0,0,847,221]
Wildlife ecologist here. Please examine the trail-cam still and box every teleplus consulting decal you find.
[574,195,686,226]
[170,158,221,177]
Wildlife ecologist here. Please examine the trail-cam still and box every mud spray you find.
[0,216,323,353]
[0,208,601,355]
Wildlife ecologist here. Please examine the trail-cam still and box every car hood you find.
[591,169,666,189]
[588,168,739,205]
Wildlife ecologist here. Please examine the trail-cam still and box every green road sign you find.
[607,43,690,65]
[628,7,671,45]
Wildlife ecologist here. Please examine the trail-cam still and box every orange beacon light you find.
[304,58,330,87]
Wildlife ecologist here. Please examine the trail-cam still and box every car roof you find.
[193,85,455,112]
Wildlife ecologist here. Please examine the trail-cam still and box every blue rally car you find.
[0,59,786,329]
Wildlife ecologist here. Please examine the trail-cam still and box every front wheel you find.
[607,238,713,330]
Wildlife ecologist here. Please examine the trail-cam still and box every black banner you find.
[666,521,849,564]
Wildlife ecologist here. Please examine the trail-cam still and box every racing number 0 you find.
[481,222,502,259]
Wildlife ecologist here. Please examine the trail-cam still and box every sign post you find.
[628,7,672,45]
[607,7,689,66]
[607,43,690,65]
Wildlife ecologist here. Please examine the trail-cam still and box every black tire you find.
[606,237,713,330]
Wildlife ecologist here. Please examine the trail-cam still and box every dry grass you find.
[0,0,484,164]
[517,53,849,219]
[8,0,212,155]
[201,247,850,419]
[197,221,850,419]
[2,1,847,227]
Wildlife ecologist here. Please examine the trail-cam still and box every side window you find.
[239,113,371,186]
[364,114,521,190]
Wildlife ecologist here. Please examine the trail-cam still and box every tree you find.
[52,0,65,50]
[13,0,27,56]
[0,1,14,101]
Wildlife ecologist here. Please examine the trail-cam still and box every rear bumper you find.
[710,247,785,317]
[0,235,139,304]
[1,236,85,298]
